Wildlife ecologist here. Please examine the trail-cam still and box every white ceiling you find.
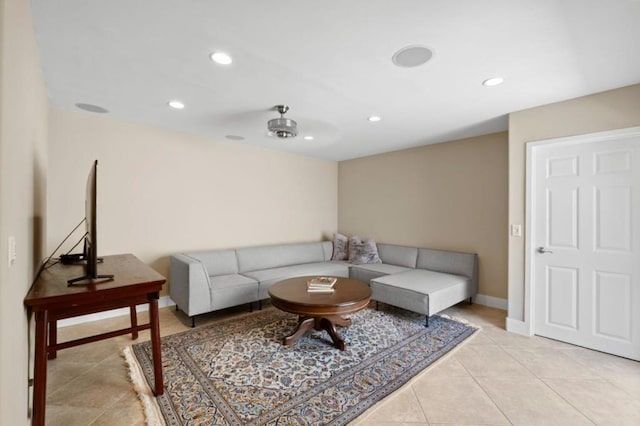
[30,0,640,161]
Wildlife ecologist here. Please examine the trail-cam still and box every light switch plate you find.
[510,224,522,237]
[8,236,16,267]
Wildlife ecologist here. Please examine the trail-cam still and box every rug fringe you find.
[438,313,480,329]
[122,346,166,426]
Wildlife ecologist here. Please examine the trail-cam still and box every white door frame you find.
[524,126,640,336]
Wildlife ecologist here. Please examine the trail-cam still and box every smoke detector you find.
[267,105,298,139]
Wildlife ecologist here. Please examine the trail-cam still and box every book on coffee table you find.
[306,276,337,293]
[306,287,335,294]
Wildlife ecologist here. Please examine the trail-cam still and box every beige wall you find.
[47,108,338,295]
[0,0,49,424]
[338,133,508,299]
[507,84,640,322]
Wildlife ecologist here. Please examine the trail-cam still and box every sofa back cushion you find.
[377,243,418,268]
[186,250,238,276]
[416,248,477,279]
[236,242,325,272]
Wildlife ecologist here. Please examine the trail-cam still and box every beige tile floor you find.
[45,303,640,425]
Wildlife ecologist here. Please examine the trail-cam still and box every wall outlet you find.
[510,224,522,237]
[8,236,16,267]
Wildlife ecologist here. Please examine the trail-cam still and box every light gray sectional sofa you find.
[170,241,477,327]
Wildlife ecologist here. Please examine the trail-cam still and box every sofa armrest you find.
[169,254,212,317]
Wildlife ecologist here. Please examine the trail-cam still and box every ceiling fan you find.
[267,105,298,139]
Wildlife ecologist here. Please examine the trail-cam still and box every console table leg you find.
[47,319,57,360]
[129,306,139,340]
[149,295,164,396]
[33,310,48,426]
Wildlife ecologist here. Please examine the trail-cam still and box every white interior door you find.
[530,128,640,360]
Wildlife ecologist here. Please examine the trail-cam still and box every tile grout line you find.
[552,346,640,401]
[409,382,432,426]
[456,347,515,426]
[536,377,597,425]
[492,343,597,425]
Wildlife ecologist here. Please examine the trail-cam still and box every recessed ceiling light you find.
[368,116,381,122]
[482,77,504,87]
[167,100,185,109]
[75,103,109,113]
[303,135,314,141]
[210,52,233,65]
[392,45,434,68]
[225,135,245,141]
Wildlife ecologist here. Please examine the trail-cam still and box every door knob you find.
[537,246,553,254]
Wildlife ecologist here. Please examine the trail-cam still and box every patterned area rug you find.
[124,306,477,425]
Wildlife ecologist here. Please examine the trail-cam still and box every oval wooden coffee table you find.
[268,276,371,351]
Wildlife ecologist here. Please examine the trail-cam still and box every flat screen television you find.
[67,160,114,285]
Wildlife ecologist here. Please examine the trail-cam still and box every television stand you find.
[67,273,115,286]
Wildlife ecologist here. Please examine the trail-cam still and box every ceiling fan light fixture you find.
[268,105,298,139]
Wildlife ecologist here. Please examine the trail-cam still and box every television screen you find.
[67,160,114,285]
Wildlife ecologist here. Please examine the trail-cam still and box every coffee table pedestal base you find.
[283,316,352,351]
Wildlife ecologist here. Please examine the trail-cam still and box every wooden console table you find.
[24,253,166,426]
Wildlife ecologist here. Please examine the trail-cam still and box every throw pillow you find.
[349,236,382,265]
[348,235,360,261]
[331,233,349,261]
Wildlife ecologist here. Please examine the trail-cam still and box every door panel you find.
[547,187,578,249]
[594,186,631,252]
[593,271,631,342]
[531,130,640,360]
[546,266,578,330]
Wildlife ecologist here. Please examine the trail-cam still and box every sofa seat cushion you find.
[210,273,258,289]
[207,274,258,311]
[349,263,412,284]
[242,261,350,299]
[370,269,470,316]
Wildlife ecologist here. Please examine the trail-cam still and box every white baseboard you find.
[473,293,508,310]
[57,295,176,328]
[506,317,533,336]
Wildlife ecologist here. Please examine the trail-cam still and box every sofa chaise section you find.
[370,248,478,325]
